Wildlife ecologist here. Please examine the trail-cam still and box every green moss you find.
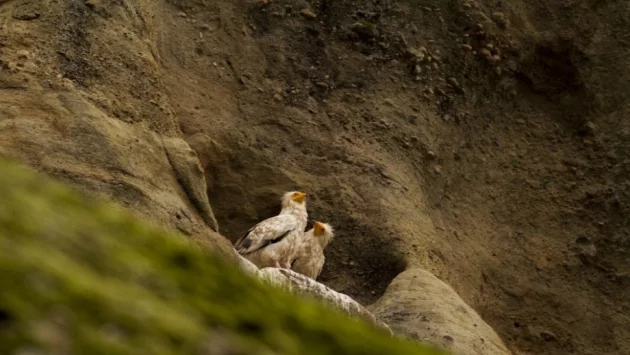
[0,160,446,355]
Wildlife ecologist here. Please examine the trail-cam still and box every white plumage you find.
[234,191,308,269]
[291,221,334,280]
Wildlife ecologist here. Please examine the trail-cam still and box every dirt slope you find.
[1,0,629,354]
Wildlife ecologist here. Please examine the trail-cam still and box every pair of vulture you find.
[234,191,334,280]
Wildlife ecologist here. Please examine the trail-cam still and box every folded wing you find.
[235,214,300,255]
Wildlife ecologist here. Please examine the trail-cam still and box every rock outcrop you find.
[0,159,442,355]
[0,87,234,262]
[162,136,220,232]
[370,268,512,355]
[235,254,392,334]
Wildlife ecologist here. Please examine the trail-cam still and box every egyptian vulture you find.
[234,191,308,269]
[291,221,334,280]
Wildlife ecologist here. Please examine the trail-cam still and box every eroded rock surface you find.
[163,136,220,232]
[371,268,512,355]
[0,88,234,261]
[235,253,392,334]
[2,0,629,353]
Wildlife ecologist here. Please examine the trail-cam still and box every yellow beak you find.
[292,192,306,203]
[313,221,325,236]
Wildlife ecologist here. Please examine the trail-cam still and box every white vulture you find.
[234,191,308,269]
[291,221,334,280]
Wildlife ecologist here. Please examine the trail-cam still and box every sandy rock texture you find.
[1,0,630,354]
[0,86,232,259]
[371,269,512,355]
[0,0,233,259]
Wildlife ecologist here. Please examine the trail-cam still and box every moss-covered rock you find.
[0,160,445,355]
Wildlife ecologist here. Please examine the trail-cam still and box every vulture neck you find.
[280,203,308,225]
[316,233,333,249]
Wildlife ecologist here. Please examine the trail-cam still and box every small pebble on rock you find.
[16,50,29,60]
[492,11,508,29]
[489,54,501,64]
[300,8,317,19]
[479,48,492,59]
[578,121,597,137]
[448,77,464,93]
[540,330,557,342]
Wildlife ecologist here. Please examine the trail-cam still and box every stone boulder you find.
[235,254,392,334]
[370,268,512,355]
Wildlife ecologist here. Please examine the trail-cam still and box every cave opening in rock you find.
[193,145,407,305]
[210,181,408,305]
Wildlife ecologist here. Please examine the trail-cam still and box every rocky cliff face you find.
[1,0,629,354]
[0,159,442,355]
